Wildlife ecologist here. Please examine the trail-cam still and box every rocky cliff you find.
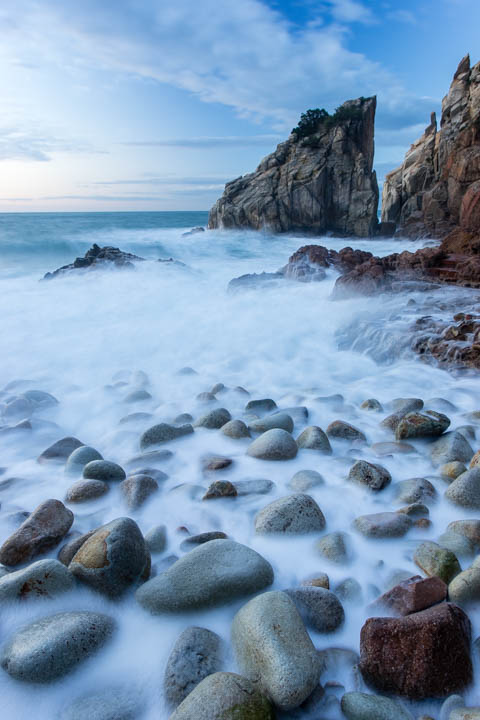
[382,55,480,238]
[208,97,379,237]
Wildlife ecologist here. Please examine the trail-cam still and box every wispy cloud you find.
[91,175,231,186]
[0,126,105,162]
[121,135,282,149]
[325,0,376,24]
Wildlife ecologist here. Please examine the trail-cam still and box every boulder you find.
[69,517,147,597]
[448,565,480,606]
[231,590,321,710]
[0,499,73,566]
[431,431,474,467]
[359,603,472,698]
[289,469,324,492]
[202,480,237,500]
[414,541,461,584]
[164,626,223,706]
[57,530,96,566]
[140,422,193,450]
[60,689,143,720]
[446,468,480,508]
[43,243,144,279]
[65,446,103,474]
[0,611,115,682]
[245,398,277,414]
[233,478,274,495]
[220,419,250,438]
[38,436,83,463]
[341,692,414,720]
[247,428,298,460]
[120,474,159,508]
[326,420,366,442]
[83,460,126,482]
[315,531,352,564]
[394,477,436,505]
[395,411,450,440]
[285,586,344,632]
[375,575,447,616]
[136,539,273,613]
[347,460,391,491]
[296,426,332,454]
[354,512,411,538]
[65,479,109,502]
[0,559,74,601]
[144,525,167,553]
[194,408,231,429]
[255,494,325,534]
[170,672,274,720]
[249,412,294,434]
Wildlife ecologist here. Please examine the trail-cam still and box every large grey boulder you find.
[247,428,298,460]
[249,413,294,434]
[170,672,274,720]
[231,590,321,710]
[0,611,115,682]
[69,517,147,597]
[0,499,73,566]
[37,436,84,464]
[341,692,414,720]
[65,446,103,474]
[354,512,411,538]
[285,586,344,632]
[194,408,231,429]
[255,494,326,534]
[83,460,126,482]
[140,422,193,450]
[120,474,159,508]
[164,626,223,706]
[446,468,480,508]
[394,477,436,505]
[395,411,450,440]
[347,460,391,491]
[136,539,273,613]
[0,559,74,601]
[296,425,332,454]
[431,431,474,467]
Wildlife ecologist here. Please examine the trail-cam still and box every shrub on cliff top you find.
[292,101,365,140]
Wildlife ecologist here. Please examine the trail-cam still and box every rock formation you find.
[382,54,480,239]
[209,97,379,237]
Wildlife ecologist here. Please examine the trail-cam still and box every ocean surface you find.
[0,211,479,718]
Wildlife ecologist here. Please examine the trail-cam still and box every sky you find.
[0,0,478,212]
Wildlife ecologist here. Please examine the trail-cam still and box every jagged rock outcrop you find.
[382,54,480,238]
[209,97,379,237]
[43,244,145,279]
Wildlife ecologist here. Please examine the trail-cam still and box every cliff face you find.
[382,55,480,238]
[208,97,379,237]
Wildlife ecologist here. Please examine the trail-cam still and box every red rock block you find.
[360,602,472,698]
[376,575,447,616]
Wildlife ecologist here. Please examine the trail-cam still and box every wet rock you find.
[69,517,147,597]
[38,437,84,464]
[315,531,352,564]
[144,525,167,553]
[232,590,321,710]
[286,586,345,632]
[341,692,414,720]
[120,474,159,508]
[180,532,227,550]
[396,503,429,518]
[60,688,142,720]
[247,428,298,460]
[202,455,233,471]
[196,391,216,403]
[57,531,96,566]
[140,422,193,450]
[249,412,294,434]
[326,420,366,442]
[173,413,193,425]
[220,419,250,439]
[65,446,103,474]
[361,399,383,412]
[233,478,274,495]
[414,541,461,584]
[446,468,480,508]
[255,494,325,534]
[395,411,450,440]
[170,672,274,720]
[0,611,115,682]
[296,426,332,454]
[164,626,223,706]
[388,398,424,413]
[446,520,480,550]
[375,575,447,616]
[394,477,436,505]
[448,565,480,606]
[355,512,411,538]
[431,431,474,467]
[289,469,324,492]
[83,460,126,483]
[302,572,330,589]
[0,499,73,566]
[245,398,277,414]
[126,449,173,469]
[202,480,237,500]
[194,408,231,429]
[347,460,391,491]
[441,461,467,480]
[0,559,74,601]
[359,603,472,698]
[136,539,273,613]
[65,479,109,503]
[371,441,415,457]
[43,243,144,279]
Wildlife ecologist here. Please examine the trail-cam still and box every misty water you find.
[0,211,479,718]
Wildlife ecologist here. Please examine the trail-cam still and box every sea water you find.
[0,211,479,718]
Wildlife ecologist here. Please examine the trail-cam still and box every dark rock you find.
[0,499,73,566]
[326,420,366,442]
[194,408,231,429]
[202,456,233,471]
[65,479,109,503]
[359,603,472,698]
[120,474,159,508]
[43,244,144,279]
[140,422,193,450]
[296,426,332,454]
[245,398,277,414]
[375,575,447,616]
[286,586,345,632]
[395,411,450,440]
[38,437,84,464]
[83,460,126,482]
[347,460,391,491]
[57,531,96,566]
[203,480,237,499]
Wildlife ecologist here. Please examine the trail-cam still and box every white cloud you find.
[0,126,99,162]
[325,0,375,24]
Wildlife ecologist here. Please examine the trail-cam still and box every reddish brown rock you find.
[203,480,237,500]
[376,575,447,616]
[0,499,74,566]
[360,602,472,698]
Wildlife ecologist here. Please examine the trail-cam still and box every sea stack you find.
[208,96,379,237]
[382,54,480,239]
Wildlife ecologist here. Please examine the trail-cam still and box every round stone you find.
[144,525,167,553]
[65,446,103,474]
[446,468,480,508]
[0,559,74,601]
[194,408,231,429]
[164,626,223,706]
[285,586,345,632]
[296,426,332,454]
[354,512,411,538]
[289,469,325,492]
[83,460,126,483]
[315,531,352,564]
[65,479,109,503]
[255,494,325,535]
[220,419,251,439]
[347,460,391,491]
[247,428,298,460]
[249,413,294,434]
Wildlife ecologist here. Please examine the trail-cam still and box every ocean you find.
[0,211,479,718]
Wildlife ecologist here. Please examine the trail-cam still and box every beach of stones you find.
[1,372,480,719]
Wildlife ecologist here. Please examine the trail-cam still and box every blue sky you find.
[0,0,478,211]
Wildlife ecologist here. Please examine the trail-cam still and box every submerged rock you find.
[65,446,103,474]
[431,431,474,466]
[247,428,298,460]
[136,539,273,613]
[327,420,366,442]
[249,412,294,434]
[140,422,193,450]
[60,689,143,720]
[194,408,231,429]
[296,425,332,453]
[120,474,159,508]
[354,512,411,538]
[38,437,84,464]
[43,243,144,279]
[0,611,115,682]
[0,559,74,601]
[285,586,345,632]
[395,411,450,440]
[414,541,461,584]
[255,494,325,534]
[220,419,250,439]
[446,468,480,508]
[341,692,414,720]
[83,460,126,482]
[347,460,391,491]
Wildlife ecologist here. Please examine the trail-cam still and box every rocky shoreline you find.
[2,370,480,718]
